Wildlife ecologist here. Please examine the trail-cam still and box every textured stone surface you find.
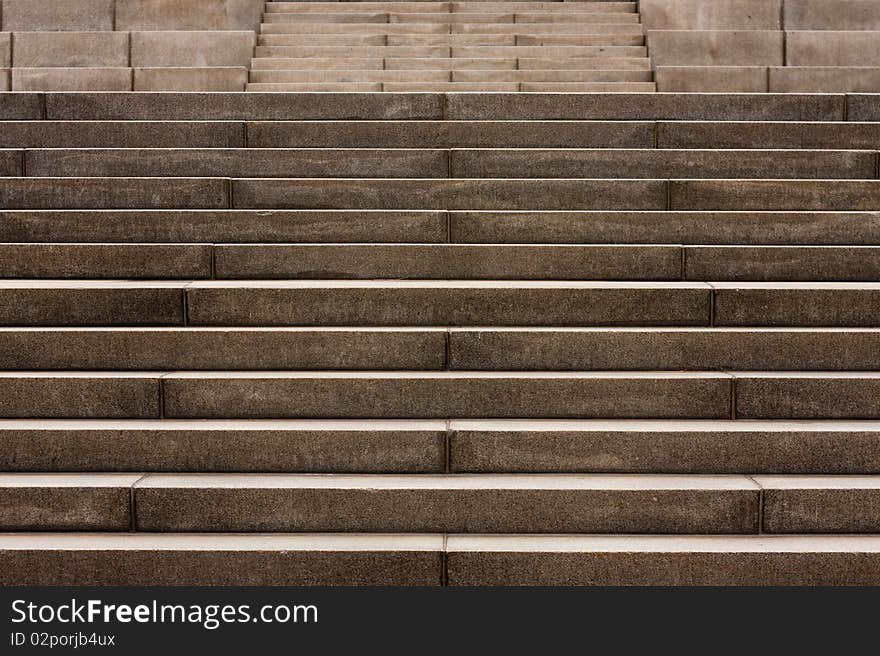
[446,535,880,585]
[449,419,880,474]
[133,67,248,92]
[133,474,760,533]
[0,474,137,530]
[735,373,880,419]
[655,66,768,92]
[0,373,160,418]
[450,211,880,245]
[131,31,255,67]
[185,282,711,326]
[787,31,880,66]
[0,282,183,326]
[12,68,132,92]
[0,121,245,148]
[784,0,880,30]
[2,0,114,31]
[713,284,880,326]
[448,328,880,370]
[770,66,880,93]
[214,244,681,280]
[0,210,447,243]
[246,120,655,148]
[641,0,781,29]
[687,246,880,281]
[115,0,265,31]
[670,181,880,211]
[657,121,880,149]
[44,92,444,120]
[450,149,873,179]
[760,476,880,533]
[647,30,784,66]
[26,149,449,178]
[231,179,668,210]
[0,178,228,209]
[0,328,446,370]
[0,534,444,586]
[12,32,129,68]
[0,33,11,69]
[0,419,447,473]
[162,371,732,419]
[0,244,211,279]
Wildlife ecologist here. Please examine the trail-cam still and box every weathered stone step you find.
[161,371,731,419]
[183,281,711,326]
[131,474,759,533]
[4,327,880,371]
[245,120,655,147]
[6,533,880,586]
[0,533,445,586]
[245,81,657,92]
[265,2,637,12]
[19,93,843,121]
[4,210,878,245]
[255,38,646,49]
[0,210,450,244]
[0,419,448,473]
[447,535,880,585]
[0,328,447,370]
[250,57,651,70]
[249,69,654,83]
[449,419,880,474]
[759,476,880,533]
[658,121,880,149]
[450,211,880,245]
[0,121,246,148]
[733,372,880,419]
[261,12,641,24]
[447,328,880,370]
[4,418,879,474]
[259,22,644,34]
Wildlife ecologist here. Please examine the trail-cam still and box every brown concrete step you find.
[0,533,444,586]
[131,473,760,533]
[0,210,449,243]
[183,281,711,326]
[265,2,637,13]
[659,121,880,149]
[261,12,641,24]
[0,121,246,148]
[758,476,880,533]
[446,535,880,585]
[250,57,651,70]
[0,328,447,370]
[259,23,644,34]
[449,419,880,474]
[161,371,732,419]
[733,372,880,419]
[0,419,448,473]
[446,328,880,370]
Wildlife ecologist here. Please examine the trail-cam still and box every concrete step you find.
[248,69,653,83]
[12,68,132,92]
[183,280,711,326]
[264,2,638,13]
[447,328,880,370]
[0,178,229,209]
[658,121,880,149]
[4,210,877,245]
[0,328,447,370]
[159,371,732,419]
[256,35,646,47]
[0,533,445,585]
[130,474,760,533]
[250,57,651,70]
[759,476,880,532]
[733,372,880,419]
[0,419,448,473]
[261,12,641,24]
[246,81,656,92]
[447,535,880,585]
[25,93,844,121]
[0,121,246,148]
[6,533,880,586]
[259,23,645,35]
[5,327,880,371]
[3,418,879,474]
[244,120,656,148]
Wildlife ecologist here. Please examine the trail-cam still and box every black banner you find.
[1,587,877,653]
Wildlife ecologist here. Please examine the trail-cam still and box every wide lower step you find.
[249,57,652,70]
[253,44,649,56]
[2,418,880,474]
[7,533,879,586]
[245,81,657,92]
[7,474,880,533]
[5,92,852,122]
[3,210,879,245]
[8,328,880,370]
[263,2,639,14]
[247,70,653,83]
[9,178,880,210]
[0,149,874,180]
[8,244,880,281]
[261,12,641,24]
[7,281,880,327]
[0,370,879,419]
[258,23,644,35]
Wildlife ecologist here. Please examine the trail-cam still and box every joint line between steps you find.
[128,474,149,532]
[746,475,765,535]
[441,534,449,586]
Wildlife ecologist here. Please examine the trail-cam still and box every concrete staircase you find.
[5,91,880,585]
[248,1,655,91]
